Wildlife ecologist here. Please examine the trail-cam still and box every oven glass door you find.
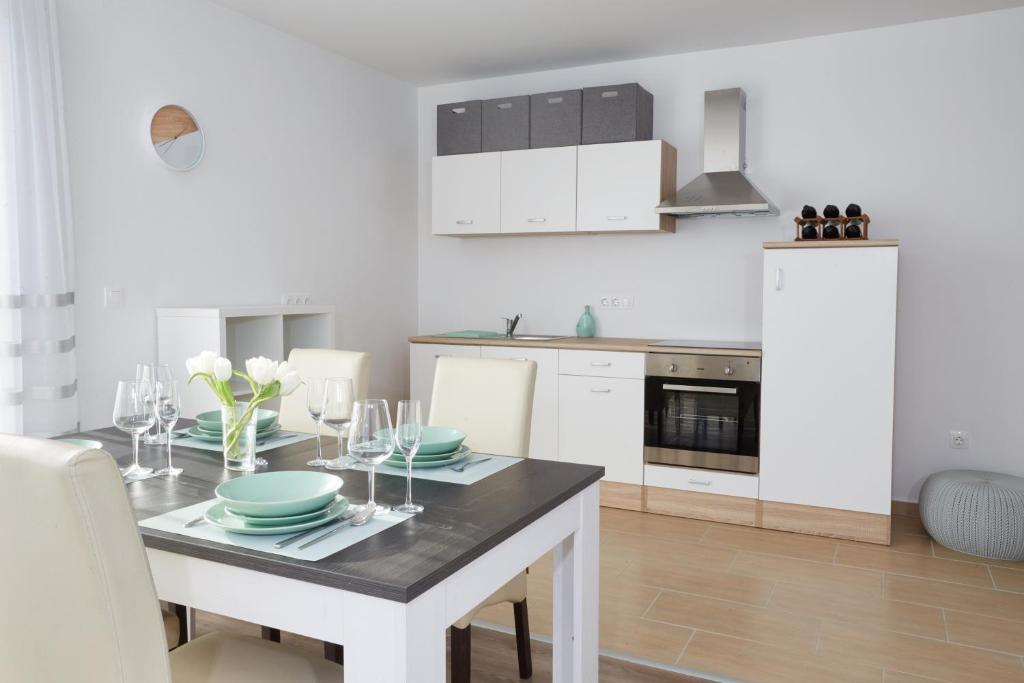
[644,376,759,474]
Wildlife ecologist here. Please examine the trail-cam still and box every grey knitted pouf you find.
[919,470,1024,561]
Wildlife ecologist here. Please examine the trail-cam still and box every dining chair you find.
[0,434,342,682]
[277,348,371,433]
[429,356,538,682]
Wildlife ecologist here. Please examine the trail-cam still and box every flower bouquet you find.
[186,351,300,470]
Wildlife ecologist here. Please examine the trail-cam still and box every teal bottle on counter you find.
[576,305,596,338]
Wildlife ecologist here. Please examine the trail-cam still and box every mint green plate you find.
[382,446,472,469]
[381,426,466,455]
[185,424,280,443]
[205,496,349,535]
[195,408,278,432]
[391,444,470,462]
[59,438,103,449]
[224,494,348,527]
[215,471,343,517]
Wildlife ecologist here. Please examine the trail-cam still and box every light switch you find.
[104,287,124,309]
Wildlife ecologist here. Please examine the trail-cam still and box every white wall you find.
[417,9,1024,502]
[57,0,418,429]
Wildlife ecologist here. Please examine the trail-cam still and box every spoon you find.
[272,507,356,549]
[296,504,374,551]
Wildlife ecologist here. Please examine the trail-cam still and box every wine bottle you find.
[823,204,840,219]
[822,222,840,239]
[801,222,819,240]
[801,205,817,219]
[845,221,862,238]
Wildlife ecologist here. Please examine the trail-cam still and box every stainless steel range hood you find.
[657,88,777,217]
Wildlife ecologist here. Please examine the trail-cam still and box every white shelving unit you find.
[157,305,335,418]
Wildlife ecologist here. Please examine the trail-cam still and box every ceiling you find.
[210,0,1024,85]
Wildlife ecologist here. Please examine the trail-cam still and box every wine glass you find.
[323,378,355,471]
[305,377,329,467]
[112,380,155,478]
[154,380,182,476]
[136,363,172,445]
[394,400,424,514]
[347,399,394,515]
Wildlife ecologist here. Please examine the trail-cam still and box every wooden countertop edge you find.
[764,239,899,249]
[408,335,762,357]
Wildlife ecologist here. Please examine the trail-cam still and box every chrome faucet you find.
[502,314,523,337]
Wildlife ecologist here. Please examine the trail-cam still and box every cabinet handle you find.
[775,267,784,291]
[512,357,528,362]
[688,479,712,486]
[455,219,474,225]
[527,217,547,223]
[590,361,611,367]
[606,215,627,221]
[589,388,611,393]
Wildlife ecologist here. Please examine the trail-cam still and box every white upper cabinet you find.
[431,153,501,235]
[500,146,577,234]
[576,140,675,233]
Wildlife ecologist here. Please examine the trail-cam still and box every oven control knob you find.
[666,363,677,373]
[723,365,735,376]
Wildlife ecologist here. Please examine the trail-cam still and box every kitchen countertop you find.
[409,335,762,357]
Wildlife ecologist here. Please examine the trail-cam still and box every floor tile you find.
[768,582,946,640]
[930,543,1024,570]
[729,550,884,598]
[991,566,1024,593]
[883,669,950,682]
[622,559,776,606]
[600,614,694,665]
[895,515,929,537]
[645,590,819,654]
[679,631,882,683]
[836,544,994,588]
[885,574,1024,623]
[944,609,1024,655]
[601,507,711,543]
[700,523,839,563]
[602,529,737,573]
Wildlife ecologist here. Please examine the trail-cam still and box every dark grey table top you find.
[73,423,603,603]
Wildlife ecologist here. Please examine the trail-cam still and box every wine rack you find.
[793,214,870,241]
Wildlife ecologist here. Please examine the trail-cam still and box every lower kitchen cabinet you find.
[480,345,558,461]
[557,374,644,486]
[409,343,481,417]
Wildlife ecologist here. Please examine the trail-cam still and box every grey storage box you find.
[437,100,482,155]
[530,89,582,148]
[581,83,653,144]
[482,95,530,152]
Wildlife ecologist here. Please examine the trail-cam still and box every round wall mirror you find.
[150,105,204,171]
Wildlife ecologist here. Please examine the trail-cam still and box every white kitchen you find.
[3,2,1024,683]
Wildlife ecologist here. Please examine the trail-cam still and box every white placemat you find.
[171,429,316,454]
[348,453,521,485]
[139,499,411,562]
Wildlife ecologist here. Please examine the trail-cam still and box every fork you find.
[449,456,492,473]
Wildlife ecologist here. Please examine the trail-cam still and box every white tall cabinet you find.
[759,242,898,544]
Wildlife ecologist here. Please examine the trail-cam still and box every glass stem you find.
[166,432,172,469]
[337,430,345,461]
[405,457,414,506]
[367,466,376,508]
[132,432,140,468]
[315,420,322,460]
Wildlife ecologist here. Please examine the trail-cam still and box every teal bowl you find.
[383,426,466,455]
[59,438,103,450]
[196,407,278,432]
[215,471,343,518]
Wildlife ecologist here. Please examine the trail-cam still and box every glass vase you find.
[221,404,257,472]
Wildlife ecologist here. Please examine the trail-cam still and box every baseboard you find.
[645,485,759,527]
[761,500,891,545]
[891,500,919,518]
[599,481,643,511]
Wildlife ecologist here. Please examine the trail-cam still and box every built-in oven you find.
[644,353,761,475]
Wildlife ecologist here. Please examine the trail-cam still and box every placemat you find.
[347,453,521,485]
[139,499,411,562]
[171,429,315,454]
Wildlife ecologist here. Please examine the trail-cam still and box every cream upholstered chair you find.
[0,434,341,683]
[428,356,537,682]
[278,348,371,433]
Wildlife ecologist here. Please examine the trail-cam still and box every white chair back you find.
[428,357,536,458]
[0,435,172,682]
[278,348,371,433]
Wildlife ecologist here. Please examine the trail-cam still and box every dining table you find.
[71,422,603,683]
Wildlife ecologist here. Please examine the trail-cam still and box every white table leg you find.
[552,482,600,682]
[342,588,446,683]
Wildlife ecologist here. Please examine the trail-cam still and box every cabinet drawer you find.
[558,349,644,379]
[644,464,759,499]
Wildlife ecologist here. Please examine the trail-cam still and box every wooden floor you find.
[473,506,1024,683]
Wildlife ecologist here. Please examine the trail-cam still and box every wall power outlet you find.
[949,430,969,449]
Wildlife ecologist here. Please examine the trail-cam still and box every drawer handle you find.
[590,388,611,393]
[527,217,547,223]
[590,361,612,367]
[606,216,627,221]
[688,479,712,486]
[455,219,474,225]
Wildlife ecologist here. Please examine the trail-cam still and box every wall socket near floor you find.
[599,295,635,309]
[281,293,311,305]
[949,430,970,449]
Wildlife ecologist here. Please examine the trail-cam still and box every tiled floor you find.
[475,507,1024,683]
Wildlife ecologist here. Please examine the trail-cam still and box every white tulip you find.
[213,357,232,382]
[245,356,278,386]
[196,350,218,375]
[275,361,292,381]
[185,356,200,377]
[278,371,301,396]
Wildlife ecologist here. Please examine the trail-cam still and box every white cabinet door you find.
[481,346,559,461]
[760,246,898,515]
[431,153,500,235]
[409,344,481,416]
[577,140,670,232]
[500,147,577,233]
[558,375,644,484]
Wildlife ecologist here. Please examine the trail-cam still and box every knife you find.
[273,508,356,549]
[297,506,374,551]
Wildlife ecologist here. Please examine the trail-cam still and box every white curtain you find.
[0,0,76,436]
